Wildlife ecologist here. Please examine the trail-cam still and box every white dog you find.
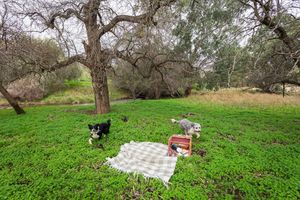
[171,119,201,138]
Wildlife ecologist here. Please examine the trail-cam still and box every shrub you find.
[6,64,82,101]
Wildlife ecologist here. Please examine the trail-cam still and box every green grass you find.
[0,99,300,199]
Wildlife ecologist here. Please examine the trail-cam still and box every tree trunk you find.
[84,19,111,114]
[155,83,160,99]
[227,54,237,88]
[131,89,136,100]
[282,82,285,98]
[91,67,110,114]
[0,84,25,114]
[184,87,192,97]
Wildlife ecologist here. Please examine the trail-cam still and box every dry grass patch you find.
[0,79,128,106]
[187,88,300,107]
[0,98,8,106]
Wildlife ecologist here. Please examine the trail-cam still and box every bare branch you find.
[98,0,176,38]
[45,55,87,72]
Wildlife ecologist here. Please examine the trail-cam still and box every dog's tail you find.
[107,119,111,125]
[171,119,178,124]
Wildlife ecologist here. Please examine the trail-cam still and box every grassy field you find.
[0,95,300,199]
[41,79,128,105]
[189,89,300,107]
[0,79,128,106]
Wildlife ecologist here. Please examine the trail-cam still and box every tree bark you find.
[184,87,192,97]
[83,0,111,114]
[131,88,136,100]
[84,39,110,114]
[282,82,285,98]
[227,54,237,88]
[0,84,25,114]
[91,67,110,114]
[155,83,161,99]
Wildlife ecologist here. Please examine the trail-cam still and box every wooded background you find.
[0,0,299,114]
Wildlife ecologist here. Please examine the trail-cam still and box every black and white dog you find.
[88,119,111,144]
[171,118,201,138]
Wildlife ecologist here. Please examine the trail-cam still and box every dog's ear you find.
[88,124,93,130]
[191,123,195,127]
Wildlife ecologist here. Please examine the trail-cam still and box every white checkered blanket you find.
[105,141,177,186]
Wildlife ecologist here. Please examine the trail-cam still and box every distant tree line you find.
[111,0,299,98]
[0,0,299,114]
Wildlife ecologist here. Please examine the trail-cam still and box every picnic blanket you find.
[105,141,177,186]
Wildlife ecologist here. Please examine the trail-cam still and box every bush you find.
[111,60,196,99]
[6,64,82,101]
